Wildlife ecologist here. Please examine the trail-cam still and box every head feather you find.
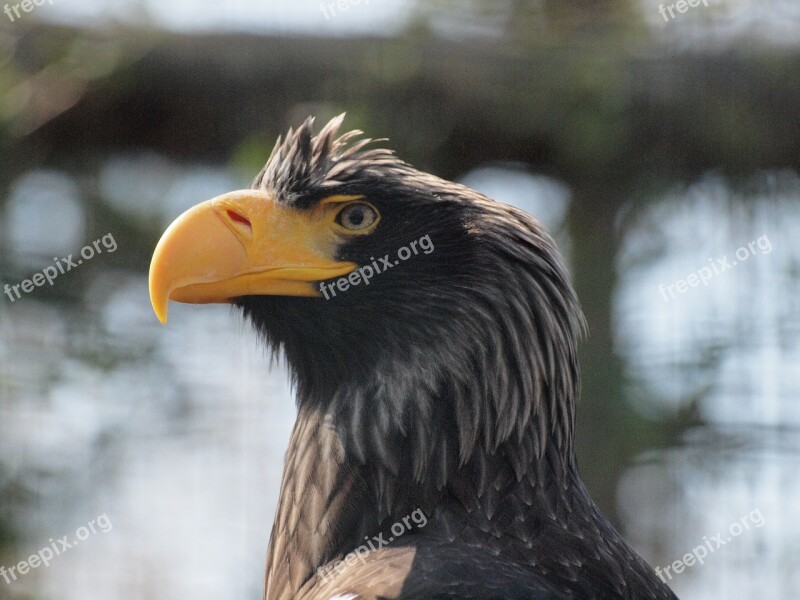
[252,114,405,204]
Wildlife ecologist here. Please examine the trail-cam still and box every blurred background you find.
[1,1,799,598]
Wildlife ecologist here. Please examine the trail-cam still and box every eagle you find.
[148,115,679,600]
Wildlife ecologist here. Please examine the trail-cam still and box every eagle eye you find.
[336,203,379,232]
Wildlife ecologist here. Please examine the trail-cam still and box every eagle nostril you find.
[226,209,252,233]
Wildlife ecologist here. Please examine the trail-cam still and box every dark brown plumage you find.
[153,115,679,600]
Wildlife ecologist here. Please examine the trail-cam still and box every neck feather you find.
[263,203,592,598]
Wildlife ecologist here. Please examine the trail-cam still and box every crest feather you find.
[252,114,402,201]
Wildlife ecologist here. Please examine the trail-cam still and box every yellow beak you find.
[148,190,357,324]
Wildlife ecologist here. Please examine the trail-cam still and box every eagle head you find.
[150,114,584,474]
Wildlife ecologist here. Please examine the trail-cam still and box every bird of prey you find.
[148,115,679,600]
